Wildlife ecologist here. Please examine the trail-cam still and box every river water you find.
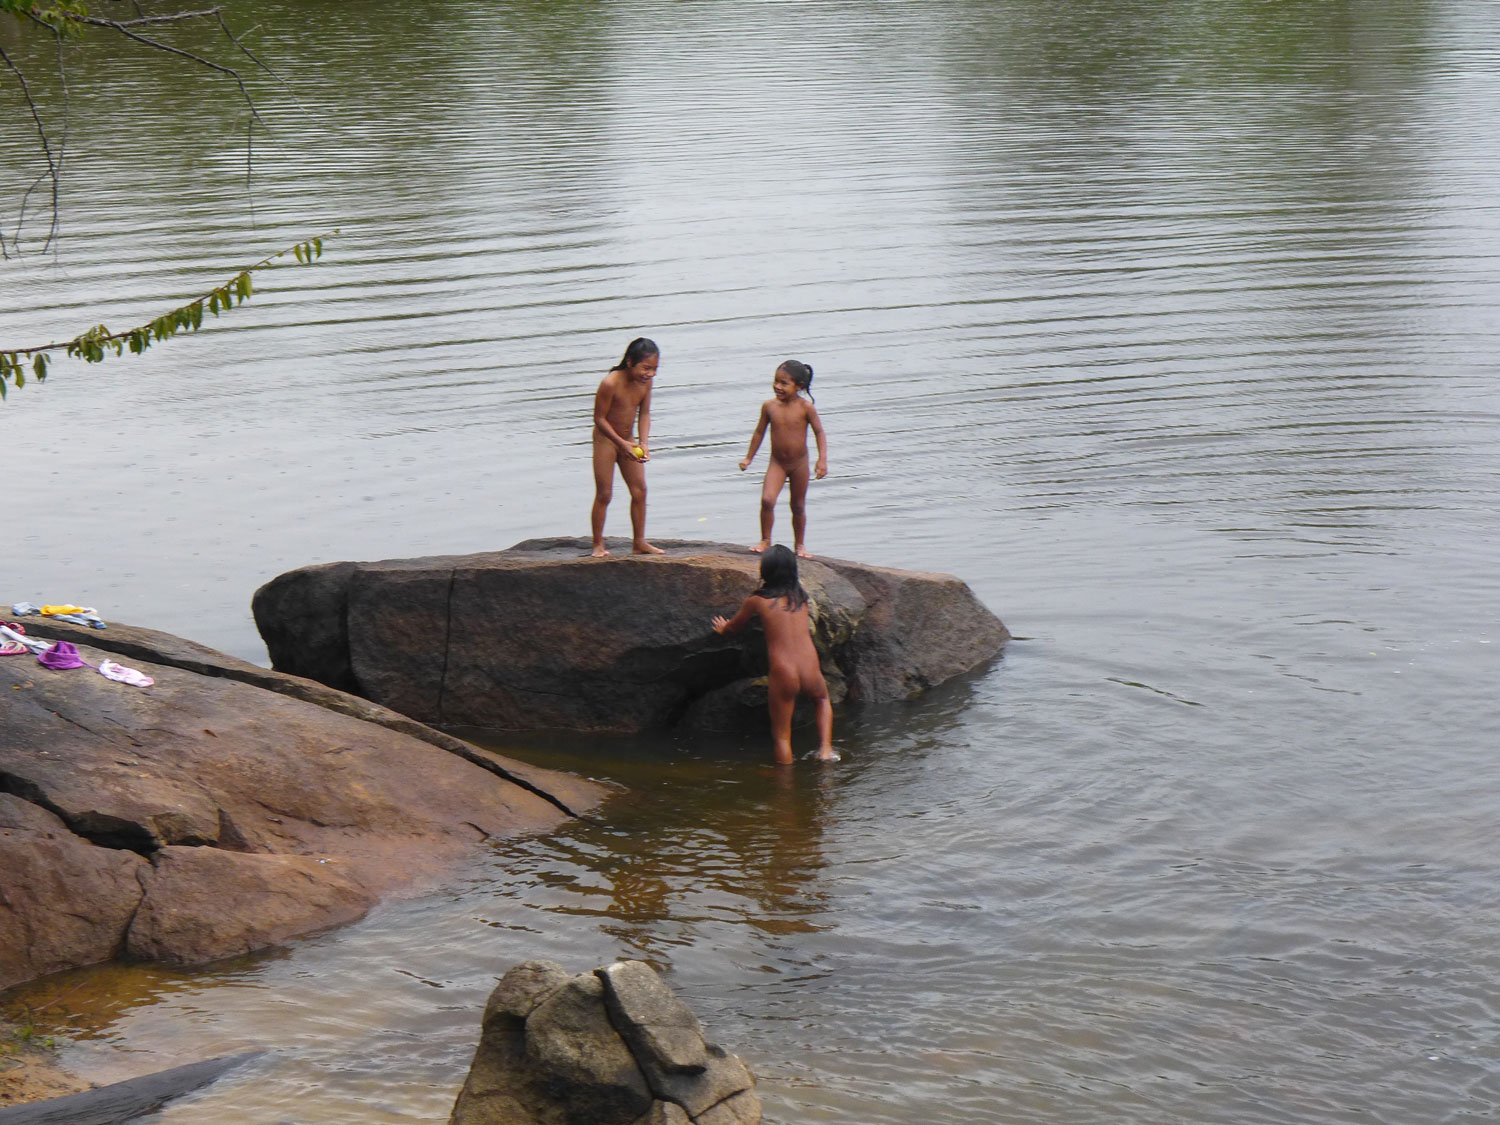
[3,1,1499,1121]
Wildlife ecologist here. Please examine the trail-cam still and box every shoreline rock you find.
[0,625,608,991]
[449,959,760,1125]
[0,1050,261,1124]
[254,538,1010,735]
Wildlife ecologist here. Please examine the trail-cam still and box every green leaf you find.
[33,354,48,381]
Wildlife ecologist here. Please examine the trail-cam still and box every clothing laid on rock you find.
[98,659,155,688]
[38,640,92,670]
[2,629,153,685]
[1,623,49,655]
[43,603,107,628]
[0,622,28,655]
[10,601,108,628]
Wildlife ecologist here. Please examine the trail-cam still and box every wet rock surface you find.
[0,1052,262,1125]
[449,959,760,1125]
[255,538,1009,734]
[0,626,606,990]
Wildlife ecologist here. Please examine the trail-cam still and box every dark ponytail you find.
[778,359,814,401]
[753,544,809,611]
[613,337,660,372]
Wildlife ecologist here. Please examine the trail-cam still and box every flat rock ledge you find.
[0,621,607,991]
[449,960,760,1125]
[254,538,1010,734]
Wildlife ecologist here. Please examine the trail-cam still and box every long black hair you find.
[754,544,808,611]
[777,359,814,402]
[612,337,659,372]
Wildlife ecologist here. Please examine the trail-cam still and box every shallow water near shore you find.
[4,0,1500,1121]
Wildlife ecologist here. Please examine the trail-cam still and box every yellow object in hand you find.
[633,445,646,459]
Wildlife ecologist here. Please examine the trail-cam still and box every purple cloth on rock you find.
[38,640,91,670]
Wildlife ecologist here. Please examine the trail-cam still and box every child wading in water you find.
[591,337,666,557]
[712,545,838,765]
[738,360,827,558]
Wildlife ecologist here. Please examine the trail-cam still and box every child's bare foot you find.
[796,544,812,558]
[811,747,841,762]
[750,540,769,553]
[633,541,665,555]
[591,542,610,558]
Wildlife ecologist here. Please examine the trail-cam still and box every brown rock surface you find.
[255,538,1008,734]
[0,795,145,991]
[125,848,375,964]
[0,629,606,989]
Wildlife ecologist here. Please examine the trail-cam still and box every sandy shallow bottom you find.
[0,1022,90,1107]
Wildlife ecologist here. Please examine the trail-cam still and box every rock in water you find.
[0,623,606,991]
[449,960,761,1125]
[254,538,1009,734]
[0,1051,262,1125]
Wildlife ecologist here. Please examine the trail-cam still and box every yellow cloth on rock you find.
[40,605,93,616]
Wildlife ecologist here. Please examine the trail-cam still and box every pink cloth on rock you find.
[98,660,154,688]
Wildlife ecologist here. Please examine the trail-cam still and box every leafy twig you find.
[0,231,335,399]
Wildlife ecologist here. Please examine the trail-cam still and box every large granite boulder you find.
[254,538,1009,734]
[0,623,606,990]
[449,959,760,1125]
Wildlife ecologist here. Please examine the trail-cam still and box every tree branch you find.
[79,16,268,128]
[78,5,220,27]
[1,0,280,251]
[0,232,335,399]
[0,42,62,257]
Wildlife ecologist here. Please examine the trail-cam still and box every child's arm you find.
[808,403,828,479]
[636,385,652,461]
[593,377,642,461]
[712,596,761,635]
[738,404,770,471]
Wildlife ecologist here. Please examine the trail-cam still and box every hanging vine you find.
[1,0,281,255]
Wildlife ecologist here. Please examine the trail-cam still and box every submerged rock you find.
[254,538,1009,735]
[0,623,607,990]
[0,1051,262,1125]
[449,959,760,1125]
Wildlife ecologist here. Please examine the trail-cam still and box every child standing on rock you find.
[738,360,827,558]
[591,337,665,557]
[713,545,838,765]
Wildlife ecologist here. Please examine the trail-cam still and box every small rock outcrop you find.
[254,538,1009,734]
[0,622,607,990]
[449,960,760,1125]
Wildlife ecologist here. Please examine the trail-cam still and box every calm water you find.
[4,1,1500,1121]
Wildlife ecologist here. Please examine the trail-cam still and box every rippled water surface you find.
[4,1,1500,1121]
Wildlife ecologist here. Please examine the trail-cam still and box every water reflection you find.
[4,0,1500,1121]
[473,744,838,967]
